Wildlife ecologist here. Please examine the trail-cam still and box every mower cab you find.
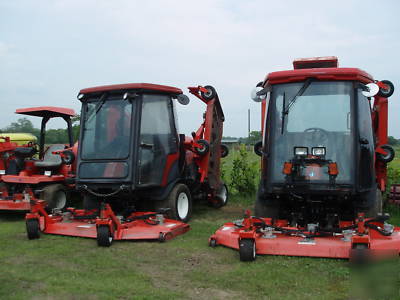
[210,57,400,261]
[0,106,76,211]
[26,83,227,247]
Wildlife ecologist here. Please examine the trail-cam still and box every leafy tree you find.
[388,136,399,146]
[3,118,40,138]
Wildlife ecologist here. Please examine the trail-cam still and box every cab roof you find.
[265,57,374,85]
[79,83,183,95]
[16,107,76,118]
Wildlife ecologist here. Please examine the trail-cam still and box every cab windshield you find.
[81,97,133,160]
[269,81,354,183]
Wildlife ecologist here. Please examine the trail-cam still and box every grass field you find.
[0,149,399,299]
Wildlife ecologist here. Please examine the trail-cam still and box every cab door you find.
[138,94,179,186]
[356,88,375,190]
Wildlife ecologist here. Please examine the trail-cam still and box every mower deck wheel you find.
[97,225,113,247]
[26,219,40,240]
[220,144,229,158]
[209,238,217,248]
[201,85,217,101]
[239,239,256,262]
[377,80,394,98]
[349,244,370,265]
[194,139,210,156]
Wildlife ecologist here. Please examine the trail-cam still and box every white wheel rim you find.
[220,185,228,204]
[177,192,189,220]
[55,190,66,209]
[252,241,256,258]
[109,235,113,244]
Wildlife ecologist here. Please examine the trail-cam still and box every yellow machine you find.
[0,133,37,145]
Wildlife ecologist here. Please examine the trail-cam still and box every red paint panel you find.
[16,107,76,118]
[80,83,182,95]
[265,68,374,85]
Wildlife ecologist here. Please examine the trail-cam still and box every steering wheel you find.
[303,127,329,142]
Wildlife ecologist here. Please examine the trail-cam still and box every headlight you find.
[312,147,326,156]
[294,147,308,156]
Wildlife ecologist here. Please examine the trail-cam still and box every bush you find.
[229,145,258,195]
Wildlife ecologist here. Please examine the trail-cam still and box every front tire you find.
[164,184,192,222]
[41,184,67,211]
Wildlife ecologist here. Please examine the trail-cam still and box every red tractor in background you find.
[0,107,77,211]
[26,83,228,246]
[210,57,400,261]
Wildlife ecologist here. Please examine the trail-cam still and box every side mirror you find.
[361,83,379,97]
[177,94,190,105]
[251,85,270,102]
[254,141,263,156]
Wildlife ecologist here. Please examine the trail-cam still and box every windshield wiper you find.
[283,78,313,115]
[95,93,108,115]
[280,78,313,134]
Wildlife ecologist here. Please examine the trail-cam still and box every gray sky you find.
[1,0,399,137]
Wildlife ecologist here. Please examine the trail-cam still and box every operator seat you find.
[34,144,65,169]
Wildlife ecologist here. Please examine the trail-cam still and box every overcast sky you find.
[1,0,399,137]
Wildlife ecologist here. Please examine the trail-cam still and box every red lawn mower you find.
[26,83,228,246]
[210,57,400,261]
[0,107,76,211]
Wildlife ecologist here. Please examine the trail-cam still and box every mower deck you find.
[210,212,400,261]
[0,189,33,211]
[26,200,190,245]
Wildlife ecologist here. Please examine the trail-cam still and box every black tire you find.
[376,144,395,163]
[254,196,279,219]
[212,183,229,209]
[194,139,209,156]
[97,225,113,247]
[239,239,256,262]
[350,244,370,265]
[201,85,217,101]
[83,194,100,211]
[377,80,394,98]
[254,141,263,157]
[26,219,40,240]
[41,184,68,211]
[163,184,192,222]
[209,238,217,248]
[220,144,229,158]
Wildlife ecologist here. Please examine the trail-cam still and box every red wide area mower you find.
[26,83,228,246]
[210,56,400,261]
[0,107,76,211]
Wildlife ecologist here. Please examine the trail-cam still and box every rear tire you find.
[26,219,40,240]
[239,239,256,261]
[41,184,67,211]
[162,184,192,222]
[97,225,113,247]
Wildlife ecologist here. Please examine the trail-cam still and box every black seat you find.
[14,147,36,158]
[34,144,65,169]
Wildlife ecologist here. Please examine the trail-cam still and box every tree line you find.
[0,116,80,144]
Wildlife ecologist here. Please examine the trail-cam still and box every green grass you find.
[1,200,399,299]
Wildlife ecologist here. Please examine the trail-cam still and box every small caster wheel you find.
[194,139,209,156]
[97,225,113,247]
[239,239,256,262]
[220,144,229,158]
[377,80,394,98]
[209,239,217,248]
[201,85,217,101]
[26,219,40,240]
